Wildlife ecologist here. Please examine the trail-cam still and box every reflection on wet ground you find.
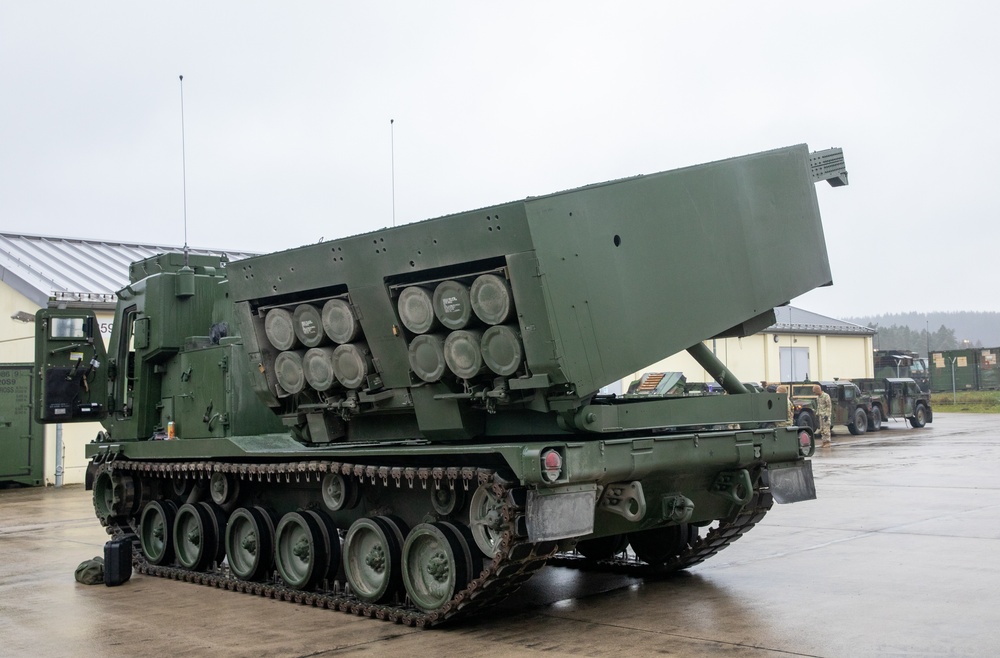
[1,413,998,657]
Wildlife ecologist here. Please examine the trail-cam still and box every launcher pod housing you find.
[35,144,845,625]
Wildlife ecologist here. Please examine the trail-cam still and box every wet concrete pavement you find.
[2,412,998,657]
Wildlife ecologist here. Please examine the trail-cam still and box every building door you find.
[780,347,811,382]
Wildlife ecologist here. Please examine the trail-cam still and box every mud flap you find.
[766,460,817,504]
[526,487,596,542]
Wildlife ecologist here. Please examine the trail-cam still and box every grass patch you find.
[930,390,1000,413]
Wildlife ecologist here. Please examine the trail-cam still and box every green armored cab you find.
[34,144,846,625]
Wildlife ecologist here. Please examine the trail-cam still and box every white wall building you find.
[624,306,876,390]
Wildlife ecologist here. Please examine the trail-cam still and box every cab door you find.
[34,309,109,423]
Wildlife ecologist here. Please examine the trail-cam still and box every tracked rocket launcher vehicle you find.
[35,144,847,625]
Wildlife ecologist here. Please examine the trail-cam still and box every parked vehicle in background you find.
[789,381,872,435]
[874,350,930,393]
[855,377,933,429]
[929,348,1000,393]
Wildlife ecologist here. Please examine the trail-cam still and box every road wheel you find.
[343,516,405,603]
[226,506,275,582]
[909,403,928,428]
[848,407,867,435]
[139,500,177,566]
[401,522,471,613]
[173,502,218,571]
[627,524,696,566]
[796,409,816,431]
[576,534,628,561]
[868,406,883,432]
[275,511,330,590]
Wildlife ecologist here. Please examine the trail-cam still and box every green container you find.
[929,349,978,392]
[0,364,43,486]
[977,347,1000,390]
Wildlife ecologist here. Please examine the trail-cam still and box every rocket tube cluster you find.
[401,274,524,383]
[263,299,373,395]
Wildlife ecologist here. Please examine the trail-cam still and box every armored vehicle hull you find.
[35,144,846,625]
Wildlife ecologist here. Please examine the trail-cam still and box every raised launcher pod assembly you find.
[33,144,847,627]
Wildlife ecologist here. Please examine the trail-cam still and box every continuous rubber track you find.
[98,458,555,627]
[548,485,774,576]
[96,459,772,626]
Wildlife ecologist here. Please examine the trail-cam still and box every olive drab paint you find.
[32,144,847,624]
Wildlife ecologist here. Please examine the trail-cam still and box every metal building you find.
[0,232,254,485]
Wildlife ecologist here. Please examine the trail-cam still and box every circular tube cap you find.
[397,286,438,334]
[444,329,484,379]
[274,350,306,394]
[408,334,447,383]
[481,324,524,376]
[292,304,325,348]
[303,347,339,391]
[332,342,373,389]
[432,280,472,330]
[321,298,361,344]
[264,308,299,351]
[470,274,513,325]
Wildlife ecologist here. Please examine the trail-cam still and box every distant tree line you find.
[848,311,1000,352]
[865,323,959,356]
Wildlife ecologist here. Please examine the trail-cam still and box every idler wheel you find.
[139,500,178,566]
[173,502,219,571]
[226,506,275,582]
[402,522,472,613]
[627,523,696,566]
[343,516,407,603]
[469,484,506,557]
[274,511,329,590]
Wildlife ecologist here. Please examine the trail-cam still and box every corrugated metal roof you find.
[767,305,875,336]
[0,232,256,307]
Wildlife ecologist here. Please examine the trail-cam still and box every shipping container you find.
[930,348,1000,392]
[0,363,43,486]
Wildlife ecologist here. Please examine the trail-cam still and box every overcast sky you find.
[2,2,997,319]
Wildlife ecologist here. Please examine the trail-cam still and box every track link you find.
[100,458,556,627]
[97,459,773,625]
[549,485,774,576]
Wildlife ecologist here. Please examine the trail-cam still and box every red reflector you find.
[543,450,562,470]
[799,431,811,447]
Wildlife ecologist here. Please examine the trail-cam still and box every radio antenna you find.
[390,119,396,227]
[179,74,189,263]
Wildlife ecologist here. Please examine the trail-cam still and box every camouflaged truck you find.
[854,377,933,429]
[790,381,873,435]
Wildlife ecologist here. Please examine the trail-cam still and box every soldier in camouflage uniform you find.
[776,385,793,427]
[815,384,832,446]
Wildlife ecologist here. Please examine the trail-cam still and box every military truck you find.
[33,144,845,626]
[790,381,872,435]
[874,350,930,393]
[855,377,933,429]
